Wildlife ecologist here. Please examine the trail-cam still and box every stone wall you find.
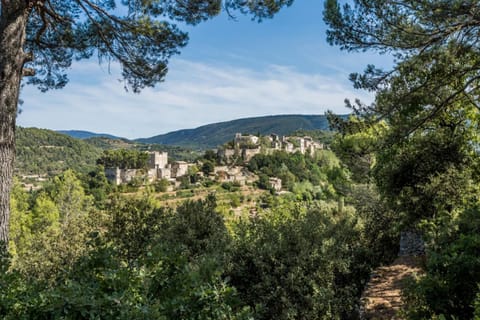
[120,169,137,184]
[105,167,121,185]
[148,151,168,169]
[242,147,261,161]
[399,230,425,256]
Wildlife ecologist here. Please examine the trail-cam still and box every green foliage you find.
[80,165,112,208]
[0,242,251,320]
[257,193,280,209]
[347,184,399,264]
[8,181,33,258]
[403,207,480,319]
[324,3,480,318]
[106,192,163,265]
[97,149,149,169]
[248,150,350,196]
[159,195,231,262]
[201,160,215,175]
[178,175,192,189]
[9,170,102,280]
[475,291,480,319]
[153,178,170,192]
[324,0,480,140]
[290,181,323,202]
[255,173,273,193]
[374,127,477,226]
[51,170,94,220]
[5,172,400,320]
[228,201,369,319]
[202,149,219,162]
[2,193,251,319]
[31,192,60,233]
[15,128,200,179]
[329,117,386,183]
[221,181,241,192]
[15,127,103,176]
[229,193,242,208]
[143,245,252,320]
[290,129,336,145]
[137,115,338,149]
[84,136,201,162]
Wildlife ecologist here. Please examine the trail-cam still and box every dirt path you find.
[360,256,424,319]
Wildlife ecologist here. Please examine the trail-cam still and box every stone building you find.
[147,151,169,182]
[148,151,168,170]
[171,161,190,178]
[105,167,138,185]
[217,148,237,162]
[269,177,282,192]
[105,151,170,185]
[242,147,262,162]
[234,133,259,147]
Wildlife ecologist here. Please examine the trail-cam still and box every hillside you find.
[83,137,200,162]
[57,130,124,140]
[136,114,344,149]
[83,136,139,150]
[14,115,341,176]
[15,128,201,177]
[15,127,103,176]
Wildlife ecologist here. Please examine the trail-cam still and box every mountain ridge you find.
[57,130,124,140]
[136,114,346,149]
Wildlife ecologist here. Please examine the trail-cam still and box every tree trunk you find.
[0,2,30,246]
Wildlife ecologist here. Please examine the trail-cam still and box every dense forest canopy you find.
[15,127,103,175]
[324,0,480,318]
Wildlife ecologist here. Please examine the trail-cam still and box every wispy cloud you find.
[18,59,373,139]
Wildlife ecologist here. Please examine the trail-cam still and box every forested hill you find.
[15,128,201,176]
[15,127,103,176]
[136,114,346,149]
[57,130,123,140]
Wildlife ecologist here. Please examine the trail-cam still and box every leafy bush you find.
[228,201,370,319]
[0,242,251,320]
[229,193,242,208]
[221,181,241,192]
[2,194,250,319]
[403,207,480,319]
[97,149,149,169]
[153,178,170,192]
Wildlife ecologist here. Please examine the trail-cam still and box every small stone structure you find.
[171,161,190,178]
[399,230,425,256]
[234,133,259,146]
[105,167,138,185]
[269,177,282,192]
[218,148,236,161]
[242,147,262,161]
[215,166,248,185]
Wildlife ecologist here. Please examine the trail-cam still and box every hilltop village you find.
[104,133,325,192]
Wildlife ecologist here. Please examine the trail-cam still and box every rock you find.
[399,230,425,256]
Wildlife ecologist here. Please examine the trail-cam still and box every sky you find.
[17,0,392,139]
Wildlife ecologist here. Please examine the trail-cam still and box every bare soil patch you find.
[361,255,424,319]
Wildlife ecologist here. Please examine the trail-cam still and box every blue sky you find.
[18,0,391,139]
